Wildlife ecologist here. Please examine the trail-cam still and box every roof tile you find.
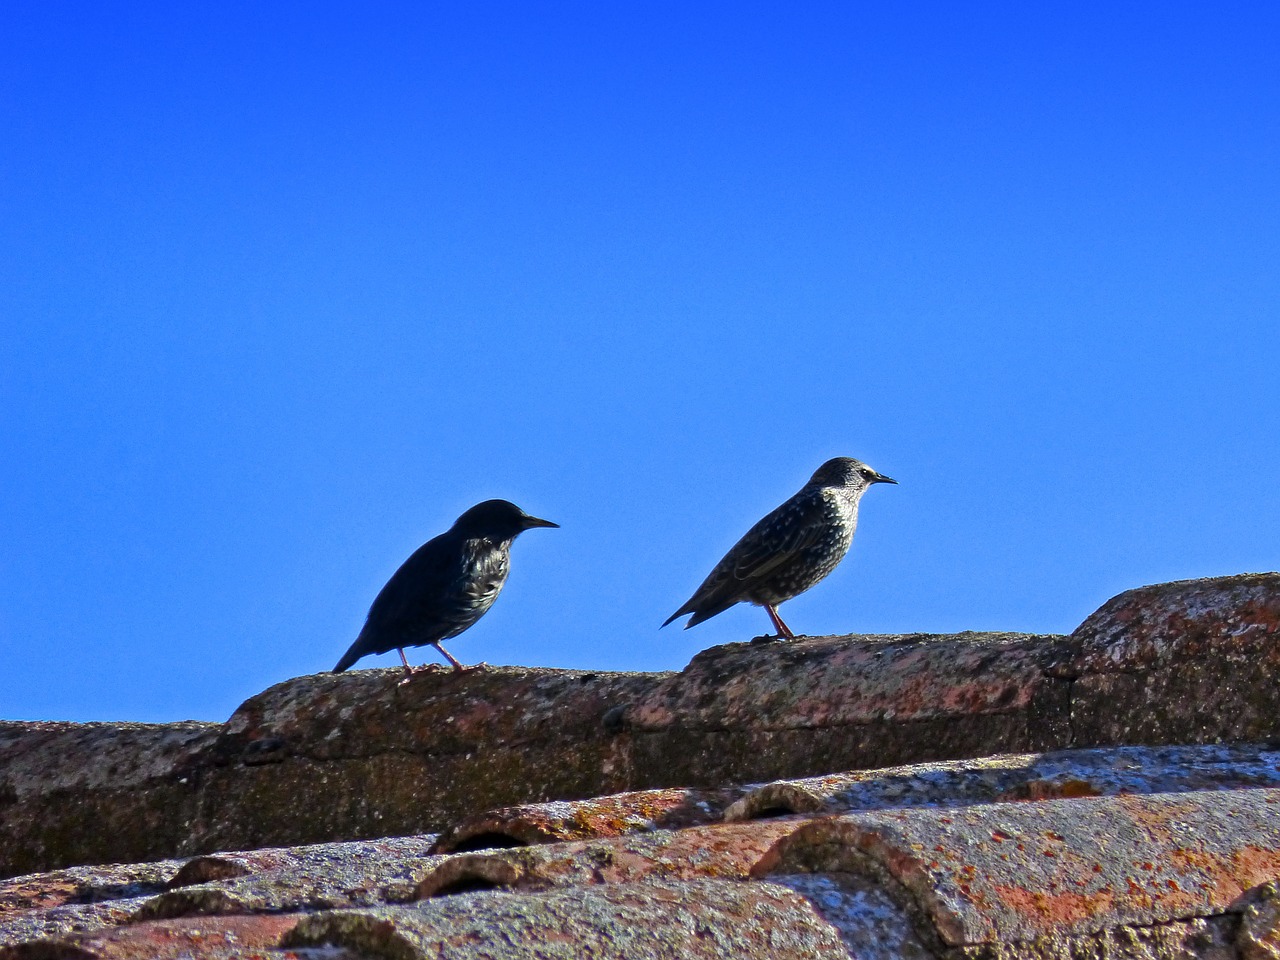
[755,787,1280,946]
[286,878,880,960]
[431,784,747,853]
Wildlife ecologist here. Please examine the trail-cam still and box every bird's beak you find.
[521,515,560,529]
[872,473,898,485]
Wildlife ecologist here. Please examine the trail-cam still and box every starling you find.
[333,499,558,675]
[663,457,896,638]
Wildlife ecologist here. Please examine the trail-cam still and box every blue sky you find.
[3,3,1278,722]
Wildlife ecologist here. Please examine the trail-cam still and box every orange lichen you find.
[991,884,1117,933]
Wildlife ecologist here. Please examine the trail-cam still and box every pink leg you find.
[398,648,413,678]
[434,641,468,672]
[765,604,796,639]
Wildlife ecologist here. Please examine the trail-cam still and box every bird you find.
[663,457,896,638]
[333,499,558,676]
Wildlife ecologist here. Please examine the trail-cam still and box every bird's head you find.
[808,457,897,492]
[452,499,559,539]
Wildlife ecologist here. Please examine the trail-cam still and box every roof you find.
[2,572,1280,958]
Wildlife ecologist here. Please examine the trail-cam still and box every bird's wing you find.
[664,494,827,627]
[344,533,466,657]
[371,536,462,627]
[726,497,828,585]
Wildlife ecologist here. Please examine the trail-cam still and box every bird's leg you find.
[765,604,796,639]
[434,641,470,672]
[398,648,413,677]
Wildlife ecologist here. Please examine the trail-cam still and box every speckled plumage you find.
[663,457,896,637]
[333,499,558,675]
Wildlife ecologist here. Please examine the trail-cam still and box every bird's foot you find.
[396,663,449,686]
[397,661,488,684]
[750,633,788,645]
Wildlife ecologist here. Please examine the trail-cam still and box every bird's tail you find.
[332,626,368,673]
[660,606,689,629]
[681,597,738,629]
[662,592,737,630]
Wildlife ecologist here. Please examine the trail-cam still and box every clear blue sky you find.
[3,3,1278,722]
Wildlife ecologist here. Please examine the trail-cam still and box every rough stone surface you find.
[10,574,1280,876]
[137,836,440,919]
[1065,573,1280,747]
[756,787,1280,946]
[0,722,217,879]
[286,878,872,959]
[5,746,1280,957]
[0,668,662,878]
[193,666,663,857]
[431,784,748,853]
[0,860,186,948]
[724,743,1280,820]
[948,915,1239,960]
[6,573,1280,958]
[0,913,313,960]
[626,631,1073,787]
[771,873,935,960]
[415,821,799,897]
[1238,880,1280,960]
[1068,573,1280,672]
[0,861,182,920]
[0,896,159,953]
[0,837,436,950]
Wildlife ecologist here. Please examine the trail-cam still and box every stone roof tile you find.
[0,913,313,960]
[5,574,1280,958]
[755,787,1280,946]
[285,878,891,960]
[724,742,1280,820]
[8,574,1280,877]
[416,821,799,897]
[1068,572,1280,672]
[430,784,747,853]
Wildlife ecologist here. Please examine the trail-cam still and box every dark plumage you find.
[333,499,558,675]
[663,457,896,638]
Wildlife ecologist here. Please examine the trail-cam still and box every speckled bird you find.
[333,499,558,675]
[663,457,896,638]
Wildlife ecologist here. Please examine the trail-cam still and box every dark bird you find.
[333,499,558,675]
[663,457,896,638]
